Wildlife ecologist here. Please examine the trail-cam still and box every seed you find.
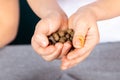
[58,30,66,37]
[70,36,73,41]
[59,37,67,43]
[67,29,73,34]
[70,31,74,37]
[48,36,56,44]
[65,33,71,39]
[52,33,59,41]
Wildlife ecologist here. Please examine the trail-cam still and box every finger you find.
[35,16,61,35]
[35,19,49,35]
[33,32,49,48]
[42,43,63,61]
[31,36,56,56]
[58,41,72,59]
[67,46,90,60]
[61,56,70,70]
[33,20,51,47]
[61,51,91,70]
[72,21,88,48]
[66,51,91,69]
[69,15,88,48]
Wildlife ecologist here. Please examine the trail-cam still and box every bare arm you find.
[81,0,120,20]
[27,0,66,18]
[0,0,19,48]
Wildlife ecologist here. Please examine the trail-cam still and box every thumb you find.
[33,20,50,48]
[33,15,62,47]
[72,24,88,48]
[33,33,49,48]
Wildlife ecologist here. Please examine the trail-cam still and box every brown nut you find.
[65,33,71,39]
[70,31,74,37]
[67,29,73,34]
[58,30,66,37]
[52,33,59,41]
[48,36,56,44]
[59,37,67,43]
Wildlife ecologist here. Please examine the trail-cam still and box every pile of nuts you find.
[48,29,74,45]
[48,29,85,52]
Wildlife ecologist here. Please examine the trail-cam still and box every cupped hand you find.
[61,8,100,70]
[31,11,72,61]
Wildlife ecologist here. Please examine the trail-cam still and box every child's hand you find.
[61,8,100,70]
[31,12,72,61]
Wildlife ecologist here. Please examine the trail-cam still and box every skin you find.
[1,0,120,70]
[28,0,120,70]
[27,0,72,61]
[0,0,19,48]
[61,0,120,70]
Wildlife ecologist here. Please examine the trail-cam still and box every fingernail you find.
[74,35,84,48]
[36,34,47,47]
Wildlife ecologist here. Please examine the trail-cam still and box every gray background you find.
[0,42,120,80]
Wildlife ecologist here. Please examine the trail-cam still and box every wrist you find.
[41,9,67,19]
[78,1,118,21]
[76,6,98,21]
[76,1,110,21]
[85,3,106,21]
